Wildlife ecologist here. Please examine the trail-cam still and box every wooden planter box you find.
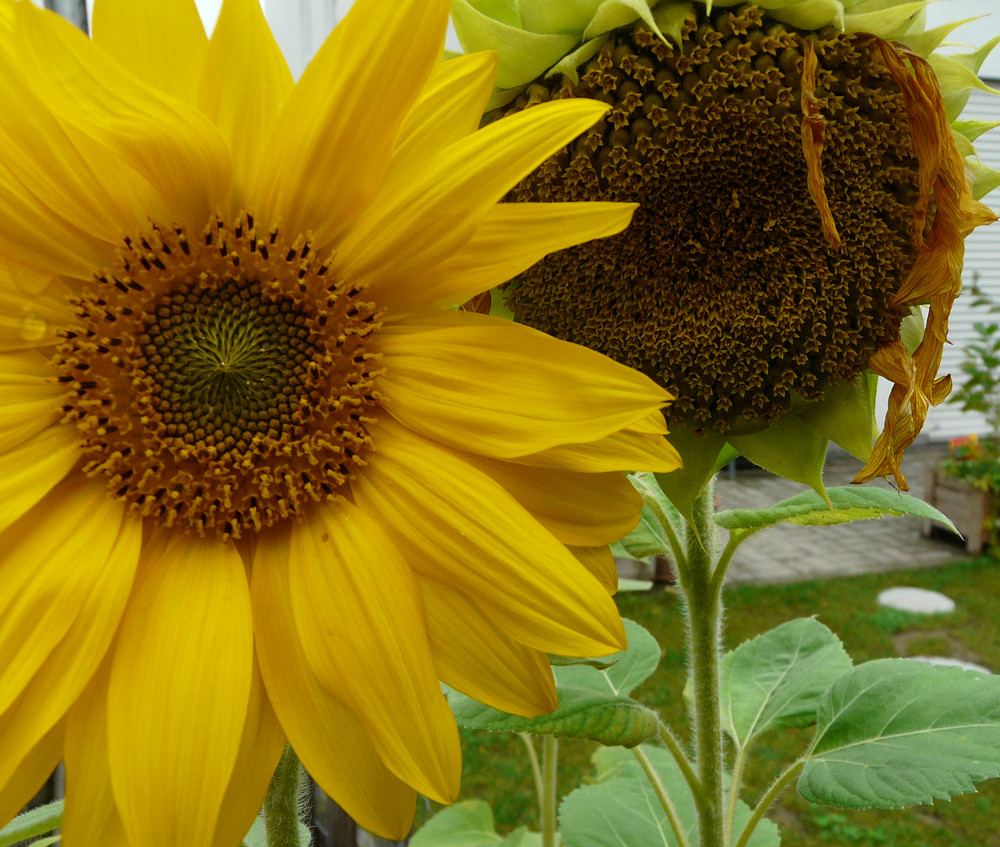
[921,467,995,554]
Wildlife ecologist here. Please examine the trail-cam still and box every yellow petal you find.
[0,721,61,830]
[369,201,637,313]
[287,503,461,804]
[386,51,499,188]
[375,309,670,458]
[107,532,253,847]
[334,99,611,289]
[0,424,81,535]
[0,476,139,720]
[252,0,449,245]
[252,524,418,839]
[212,658,287,847]
[461,452,642,547]
[511,427,682,473]
[569,545,619,594]
[198,0,293,207]
[0,281,72,352]
[0,351,62,454]
[418,575,557,717]
[352,419,627,656]
[64,657,129,847]
[92,0,208,104]
[13,1,231,236]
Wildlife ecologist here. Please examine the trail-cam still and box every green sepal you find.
[451,0,579,89]
[843,1,926,38]
[582,0,671,42]
[547,35,607,82]
[897,16,976,58]
[800,659,1000,809]
[652,1,695,47]
[517,0,605,35]
[798,373,877,462]
[769,0,845,30]
[619,471,686,560]
[653,424,727,520]
[967,157,1000,201]
[445,620,661,747]
[720,618,853,748]
[900,305,923,354]
[930,49,1000,124]
[952,118,1000,144]
[714,485,958,531]
[0,800,63,847]
[411,800,541,847]
[727,415,830,506]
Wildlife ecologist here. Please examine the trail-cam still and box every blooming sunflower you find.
[0,0,683,842]
[454,0,999,500]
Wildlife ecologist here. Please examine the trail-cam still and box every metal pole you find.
[44,0,89,34]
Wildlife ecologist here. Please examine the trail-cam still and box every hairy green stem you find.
[674,478,725,847]
[732,761,805,847]
[633,745,693,847]
[541,736,559,847]
[264,745,305,847]
[519,733,545,814]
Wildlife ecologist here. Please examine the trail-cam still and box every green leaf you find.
[619,472,685,559]
[554,619,661,697]
[0,800,63,847]
[411,800,504,847]
[560,746,779,847]
[446,621,661,747]
[800,659,1000,809]
[714,486,957,532]
[721,618,853,748]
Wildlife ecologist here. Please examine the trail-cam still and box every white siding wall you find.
[918,83,1000,442]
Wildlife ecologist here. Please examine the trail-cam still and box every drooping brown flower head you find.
[458,0,999,490]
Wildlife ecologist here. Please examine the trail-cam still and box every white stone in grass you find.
[877,586,956,615]
[913,656,992,674]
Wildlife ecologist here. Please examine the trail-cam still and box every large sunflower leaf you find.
[800,659,1000,809]
[446,620,661,747]
[411,800,541,847]
[559,746,779,847]
[721,618,853,748]
[714,486,956,531]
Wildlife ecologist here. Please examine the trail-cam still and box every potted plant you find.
[922,284,1000,552]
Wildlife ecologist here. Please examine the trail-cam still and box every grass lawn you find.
[449,555,1000,846]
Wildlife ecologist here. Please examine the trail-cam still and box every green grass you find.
[452,555,1000,846]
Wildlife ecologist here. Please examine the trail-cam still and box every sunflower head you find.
[0,0,686,843]
[455,0,1000,499]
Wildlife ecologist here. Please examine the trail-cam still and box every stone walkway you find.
[717,443,967,584]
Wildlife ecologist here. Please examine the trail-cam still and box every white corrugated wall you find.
[918,82,1000,442]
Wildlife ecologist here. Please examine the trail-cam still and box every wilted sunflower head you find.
[454,0,1000,494]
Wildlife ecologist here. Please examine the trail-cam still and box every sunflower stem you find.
[541,736,559,847]
[519,733,545,812]
[674,477,725,847]
[264,744,306,847]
